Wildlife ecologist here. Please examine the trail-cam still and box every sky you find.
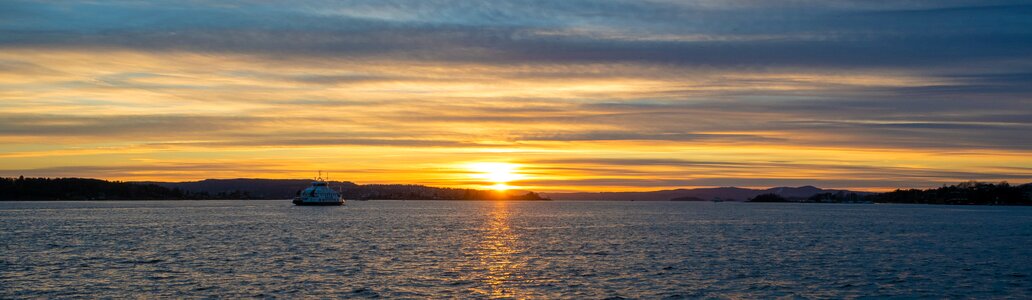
[1,0,1030,192]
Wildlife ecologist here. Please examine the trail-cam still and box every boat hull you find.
[292,199,345,206]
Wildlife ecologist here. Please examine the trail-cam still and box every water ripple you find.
[2,201,1031,298]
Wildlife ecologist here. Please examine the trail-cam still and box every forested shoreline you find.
[868,181,1031,205]
[3,177,1029,204]
[745,181,1032,205]
[0,177,548,201]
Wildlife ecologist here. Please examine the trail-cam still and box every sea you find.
[2,200,1031,298]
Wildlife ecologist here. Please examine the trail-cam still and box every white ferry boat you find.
[293,172,345,206]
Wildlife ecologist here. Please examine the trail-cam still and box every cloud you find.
[152,138,481,148]
[520,177,933,189]
[0,113,260,137]
[0,163,291,179]
[2,1,1031,69]
[517,157,1032,190]
[516,131,786,143]
[529,157,1032,179]
[1,1,1030,190]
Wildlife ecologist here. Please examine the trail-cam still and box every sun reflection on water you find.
[476,201,523,298]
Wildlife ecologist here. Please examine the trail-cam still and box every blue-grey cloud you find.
[0,113,260,137]
[2,1,1031,69]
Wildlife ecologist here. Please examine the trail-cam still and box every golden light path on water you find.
[476,201,522,298]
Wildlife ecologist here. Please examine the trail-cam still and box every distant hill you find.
[140,179,359,199]
[8,177,1027,204]
[147,180,865,201]
[2,177,547,201]
[542,186,869,201]
[0,177,242,200]
[141,178,547,200]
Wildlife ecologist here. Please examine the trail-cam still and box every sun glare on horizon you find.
[467,162,525,191]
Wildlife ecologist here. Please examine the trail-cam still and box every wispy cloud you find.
[0,1,1030,190]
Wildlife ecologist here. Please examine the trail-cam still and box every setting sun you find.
[2,1,1031,299]
[467,162,524,191]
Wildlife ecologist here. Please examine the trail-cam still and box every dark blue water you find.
[2,201,1031,298]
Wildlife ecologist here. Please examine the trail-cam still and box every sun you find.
[467,162,524,191]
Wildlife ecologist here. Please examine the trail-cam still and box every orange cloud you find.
[1,49,1029,191]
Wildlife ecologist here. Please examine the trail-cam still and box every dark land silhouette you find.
[869,181,1031,205]
[1,177,1030,205]
[545,185,868,201]
[0,177,547,201]
[740,181,1031,205]
[748,193,790,203]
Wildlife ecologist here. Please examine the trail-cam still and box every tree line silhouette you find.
[0,177,257,200]
[869,181,1031,205]
[0,177,548,201]
[745,181,1031,205]
[4,177,1026,204]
